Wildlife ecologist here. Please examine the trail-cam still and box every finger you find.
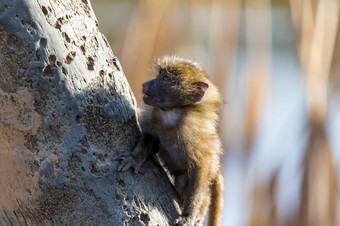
[134,163,142,174]
[112,156,126,161]
[118,161,128,171]
[118,162,124,171]
[122,163,134,172]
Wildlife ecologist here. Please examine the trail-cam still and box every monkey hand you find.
[113,154,143,174]
[173,216,195,226]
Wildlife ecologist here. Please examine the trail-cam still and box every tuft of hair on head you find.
[153,55,205,77]
[156,55,202,68]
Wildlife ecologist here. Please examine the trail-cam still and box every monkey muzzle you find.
[142,82,149,94]
[142,81,154,105]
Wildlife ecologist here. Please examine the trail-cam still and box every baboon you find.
[116,56,224,226]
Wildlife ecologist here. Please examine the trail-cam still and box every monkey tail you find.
[208,171,224,226]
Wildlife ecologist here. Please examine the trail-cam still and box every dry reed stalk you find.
[288,0,339,225]
[290,0,339,123]
[304,0,339,122]
[207,0,241,146]
[248,173,278,226]
[243,0,271,152]
[330,21,340,93]
[289,0,316,72]
[243,2,275,224]
[297,0,315,72]
[119,0,170,104]
[207,0,241,91]
[297,123,338,226]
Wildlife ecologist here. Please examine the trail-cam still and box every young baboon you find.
[116,56,224,226]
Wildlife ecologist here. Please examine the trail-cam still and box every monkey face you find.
[143,56,211,108]
[142,70,186,108]
[142,70,209,109]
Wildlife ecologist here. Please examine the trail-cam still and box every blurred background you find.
[91,0,340,225]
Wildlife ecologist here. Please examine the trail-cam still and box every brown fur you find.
[117,56,224,226]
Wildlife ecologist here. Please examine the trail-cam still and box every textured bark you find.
[0,0,178,225]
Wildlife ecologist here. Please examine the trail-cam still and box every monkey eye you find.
[162,75,170,81]
[158,70,171,82]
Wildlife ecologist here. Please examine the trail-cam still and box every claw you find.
[134,164,142,174]
[117,162,124,171]
[115,155,141,174]
[112,155,126,161]
[173,216,182,225]
[122,163,133,172]
[173,216,191,226]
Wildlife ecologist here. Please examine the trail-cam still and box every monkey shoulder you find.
[138,106,154,132]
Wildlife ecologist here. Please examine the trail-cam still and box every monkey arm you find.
[174,166,209,225]
[115,134,159,174]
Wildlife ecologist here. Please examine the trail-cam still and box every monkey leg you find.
[207,172,224,226]
[195,191,211,226]
[174,174,187,206]
[174,167,210,225]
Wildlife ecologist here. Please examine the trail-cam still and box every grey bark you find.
[0,0,179,225]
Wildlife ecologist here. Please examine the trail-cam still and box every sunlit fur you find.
[140,56,224,225]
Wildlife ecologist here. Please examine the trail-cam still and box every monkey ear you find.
[188,82,209,104]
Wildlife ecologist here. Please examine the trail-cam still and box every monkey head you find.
[142,56,209,108]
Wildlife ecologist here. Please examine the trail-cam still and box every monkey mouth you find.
[143,93,152,100]
[143,93,158,106]
[142,89,153,98]
[143,93,150,98]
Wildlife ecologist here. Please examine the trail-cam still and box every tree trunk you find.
[0,0,178,225]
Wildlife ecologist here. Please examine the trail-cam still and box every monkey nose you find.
[142,82,149,94]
